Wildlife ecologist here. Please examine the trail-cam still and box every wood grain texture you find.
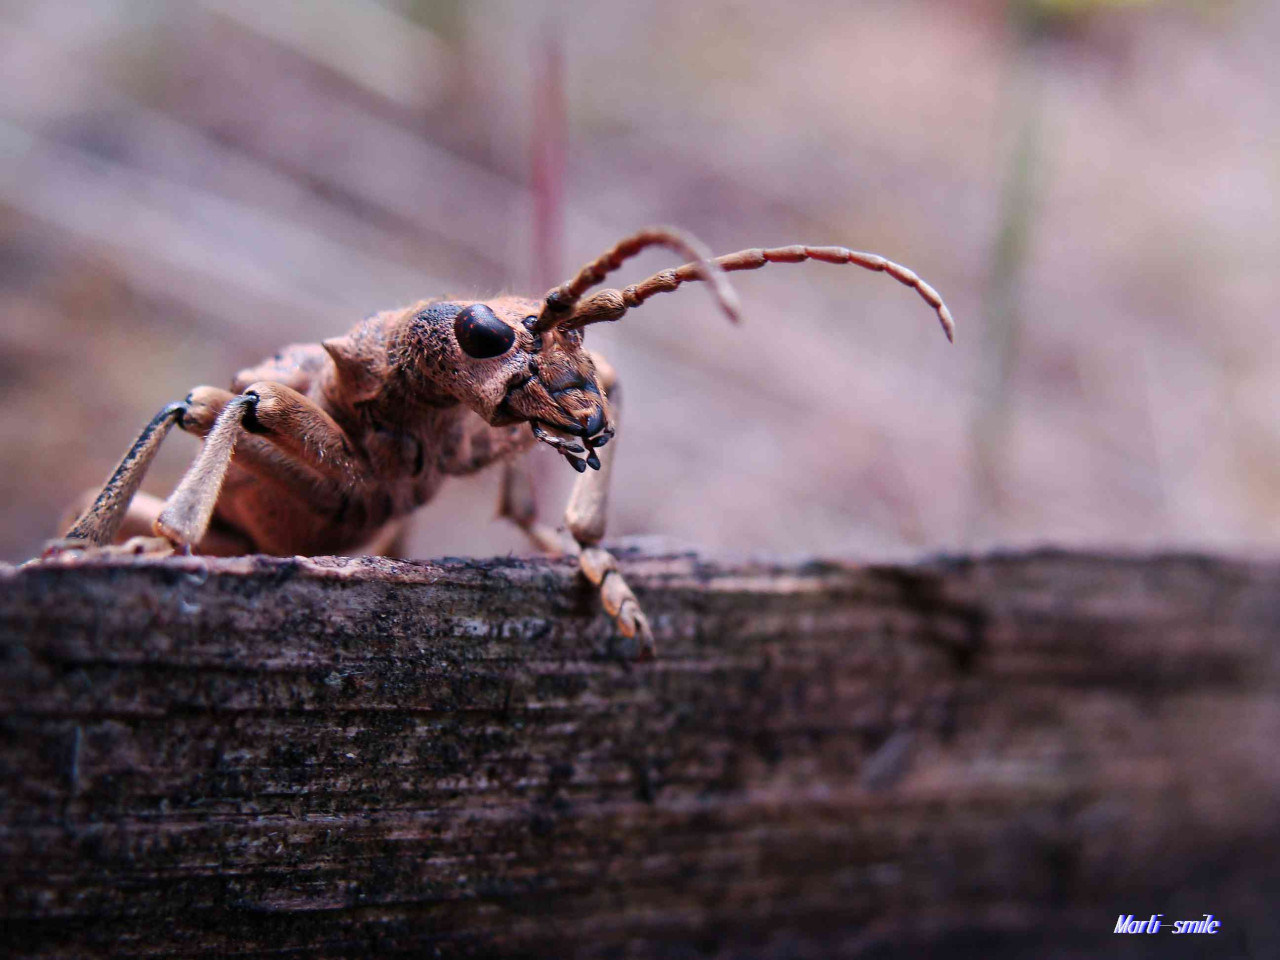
[1,549,1278,958]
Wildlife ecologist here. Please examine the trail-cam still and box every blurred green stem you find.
[966,18,1044,545]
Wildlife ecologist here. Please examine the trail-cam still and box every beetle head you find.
[408,297,612,471]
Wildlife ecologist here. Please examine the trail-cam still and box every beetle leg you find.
[156,382,367,550]
[179,386,348,515]
[155,394,256,548]
[498,454,567,555]
[563,411,655,660]
[52,492,252,558]
[563,357,655,659]
[235,381,365,482]
[59,401,187,548]
[54,379,362,555]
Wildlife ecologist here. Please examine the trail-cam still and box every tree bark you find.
[1,548,1278,957]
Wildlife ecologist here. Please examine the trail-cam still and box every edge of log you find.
[2,547,1279,958]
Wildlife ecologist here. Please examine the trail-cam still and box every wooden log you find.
[1,549,1278,957]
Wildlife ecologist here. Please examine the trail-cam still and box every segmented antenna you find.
[567,244,954,342]
[535,226,740,332]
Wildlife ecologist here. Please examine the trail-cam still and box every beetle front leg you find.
[562,359,655,659]
[58,401,187,548]
[154,394,256,548]
[156,382,365,549]
[55,491,253,558]
[564,428,655,659]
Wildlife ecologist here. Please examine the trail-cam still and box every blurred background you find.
[0,0,1275,564]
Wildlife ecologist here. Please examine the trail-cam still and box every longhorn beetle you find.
[49,227,954,657]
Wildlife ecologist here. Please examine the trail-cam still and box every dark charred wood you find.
[1,548,1278,958]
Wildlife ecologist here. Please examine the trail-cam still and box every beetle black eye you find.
[454,304,515,359]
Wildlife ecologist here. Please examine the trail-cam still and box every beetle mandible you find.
[50,227,954,657]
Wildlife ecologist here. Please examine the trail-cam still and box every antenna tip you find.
[939,305,955,343]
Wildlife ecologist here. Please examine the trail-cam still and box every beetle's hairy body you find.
[47,227,955,658]
[205,302,536,556]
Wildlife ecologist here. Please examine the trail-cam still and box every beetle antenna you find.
[534,226,740,332]
[567,244,955,342]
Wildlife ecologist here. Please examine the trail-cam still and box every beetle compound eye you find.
[454,304,516,359]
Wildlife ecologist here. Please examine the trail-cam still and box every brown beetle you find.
[50,227,954,657]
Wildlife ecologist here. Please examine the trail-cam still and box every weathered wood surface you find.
[1,548,1278,958]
